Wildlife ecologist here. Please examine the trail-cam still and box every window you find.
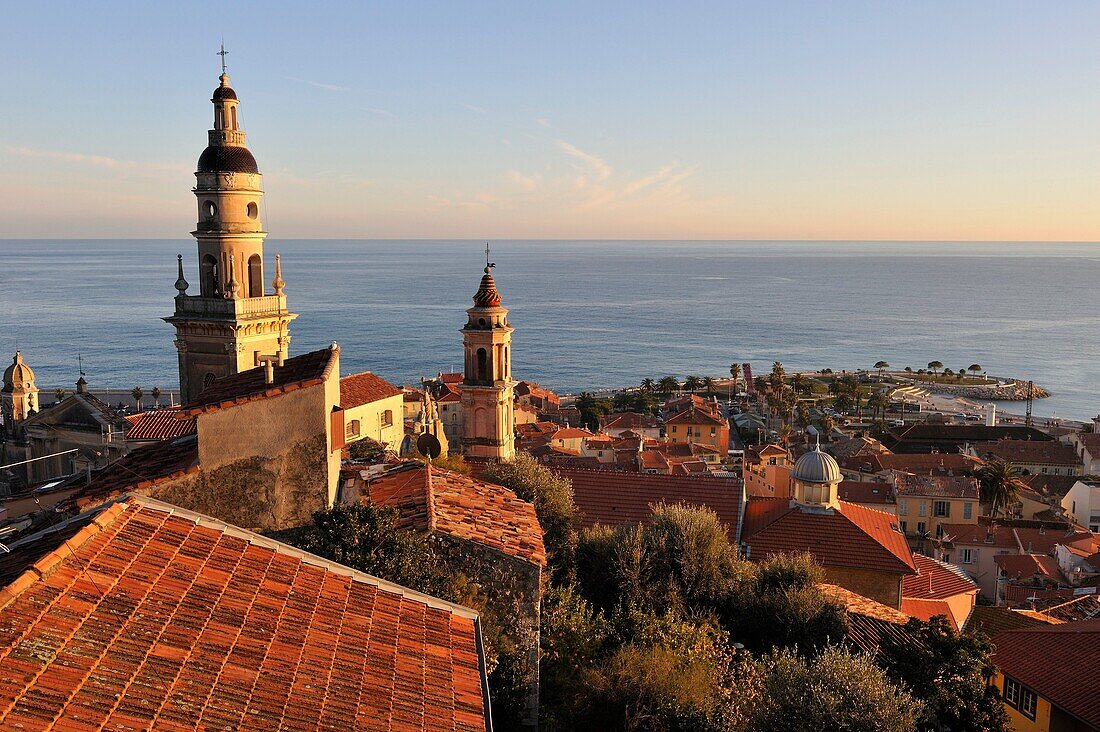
[916,521,926,535]
[1003,678,1019,707]
[899,500,908,516]
[960,548,975,564]
[381,409,393,428]
[1020,688,1036,719]
[203,200,217,219]
[476,348,487,382]
[933,501,950,518]
[963,502,973,520]
[247,202,259,219]
[230,106,238,130]
[201,255,219,296]
[345,419,361,439]
[247,254,262,297]
[1003,677,1036,720]
[900,520,907,534]
[918,501,927,516]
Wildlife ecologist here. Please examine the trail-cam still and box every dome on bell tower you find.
[2,352,36,393]
[792,444,842,484]
[472,267,503,308]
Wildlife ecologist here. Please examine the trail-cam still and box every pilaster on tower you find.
[164,64,297,405]
[459,259,516,461]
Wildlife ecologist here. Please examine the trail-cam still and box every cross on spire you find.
[484,242,495,271]
[218,41,229,74]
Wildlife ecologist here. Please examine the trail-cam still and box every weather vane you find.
[485,242,495,270]
[218,40,229,74]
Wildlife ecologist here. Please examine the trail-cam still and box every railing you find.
[173,294,289,319]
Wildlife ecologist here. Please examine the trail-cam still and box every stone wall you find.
[823,565,904,609]
[430,532,542,730]
[144,433,330,532]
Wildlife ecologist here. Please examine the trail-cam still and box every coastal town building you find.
[459,262,516,461]
[1062,479,1100,532]
[599,411,662,438]
[665,407,730,457]
[742,443,791,497]
[338,371,403,451]
[899,553,979,631]
[893,474,980,548]
[882,423,1052,454]
[0,495,492,730]
[969,438,1080,477]
[1066,424,1100,474]
[165,70,297,404]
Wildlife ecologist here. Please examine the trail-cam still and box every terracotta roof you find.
[550,427,595,441]
[843,452,981,475]
[901,598,958,628]
[437,388,462,403]
[123,408,197,441]
[886,424,1053,448]
[1023,473,1082,499]
[1038,594,1100,622]
[820,583,910,624]
[838,480,894,505]
[665,408,726,427]
[600,412,661,431]
[939,519,1097,555]
[186,346,339,415]
[893,474,979,499]
[825,436,890,459]
[818,584,918,654]
[964,605,1062,635]
[340,371,402,409]
[995,553,1066,583]
[993,619,1100,729]
[439,372,463,384]
[555,467,743,537]
[742,498,916,575]
[1075,432,1100,453]
[973,438,1079,467]
[0,497,489,731]
[352,463,546,566]
[61,435,200,511]
[903,554,978,600]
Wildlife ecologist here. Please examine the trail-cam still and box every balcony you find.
[171,294,292,320]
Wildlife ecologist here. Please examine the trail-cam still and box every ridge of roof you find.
[185,345,338,415]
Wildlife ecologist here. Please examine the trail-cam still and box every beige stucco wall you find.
[343,393,404,451]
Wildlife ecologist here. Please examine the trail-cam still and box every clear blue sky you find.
[3,1,1099,239]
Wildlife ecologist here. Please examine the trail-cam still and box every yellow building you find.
[991,621,1100,732]
[339,372,404,451]
[665,407,729,456]
[893,474,979,548]
[742,444,791,497]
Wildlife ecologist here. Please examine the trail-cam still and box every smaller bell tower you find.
[459,249,516,461]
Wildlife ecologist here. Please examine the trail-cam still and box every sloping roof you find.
[351,463,546,566]
[838,481,894,505]
[0,496,489,731]
[972,438,1079,466]
[886,424,1053,447]
[995,553,1066,583]
[818,584,918,655]
[938,519,1097,555]
[742,498,916,575]
[340,371,402,409]
[820,583,910,624]
[666,407,726,427]
[993,619,1100,729]
[550,427,595,440]
[1023,473,1082,499]
[1038,594,1100,622]
[901,598,958,628]
[186,345,339,415]
[825,435,890,459]
[839,452,981,476]
[893,475,979,499]
[123,408,197,441]
[600,412,661,430]
[903,554,978,600]
[555,468,743,538]
[964,605,1062,635]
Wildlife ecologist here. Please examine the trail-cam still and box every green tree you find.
[769,362,786,393]
[658,376,681,397]
[150,386,162,407]
[684,375,702,393]
[484,453,578,580]
[867,391,889,424]
[820,414,836,440]
[874,360,890,377]
[748,646,921,732]
[927,360,944,375]
[640,377,656,394]
[752,375,768,396]
[729,363,741,386]
[702,376,716,394]
[130,386,144,411]
[968,364,982,376]
[976,458,1026,518]
[880,616,1010,732]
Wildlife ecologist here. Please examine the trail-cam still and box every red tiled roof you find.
[939,519,1097,555]
[995,553,1066,583]
[600,412,661,430]
[820,583,910,624]
[742,498,916,575]
[973,438,1079,467]
[186,346,339,415]
[964,606,1062,635]
[894,475,979,499]
[1076,432,1100,453]
[124,408,197,441]
[353,463,546,566]
[903,554,977,600]
[993,619,1100,729]
[0,497,489,731]
[555,468,743,537]
[1037,594,1100,623]
[439,372,463,384]
[550,427,594,440]
[845,452,981,475]
[838,480,894,505]
[666,407,726,427]
[340,371,402,408]
[901,598,959,629]
[818,584,919,654]
[66,436,200,510]
[438,387,462,403]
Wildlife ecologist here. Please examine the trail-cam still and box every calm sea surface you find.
[1,240,1097,419]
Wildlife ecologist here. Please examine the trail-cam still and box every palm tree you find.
[131,386,144,412]
[977,458,1027,519]
[866,391,889,424]
[769,361,786,392]
[684,375,702,393]
[820,414,836,441]
[927,360,944,376]
[151,386,162,408]
[702,376,716,394]
[54,388,66,403]
[640,378,656,394]
[657,376,680,397]
[779,423,794,447]
[729,363,741,387]
[968,364,982,377]
[874,361,890,379]
[753,375,768,396]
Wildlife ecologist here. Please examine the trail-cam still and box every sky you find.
[2,1,1099,240]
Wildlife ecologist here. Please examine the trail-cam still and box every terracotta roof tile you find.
[665,408,726,427]
[1037,594,1100,622]
[903,554,978,600]
[185,346,338,415]
[0,496,489,731]
[742,498,916,574]
[818,584,919,654]
[340,371,402,409]
[124,408,197,441]
[901,598,960,629]
[555,467,743,537]
[964,605,1062,635]
[599,412,661,431]
[842,452,981,475]
[351,464,546,566]
[838,480,894,505]
[994,553,1066,583]
[973,438,1080,466]
[55,436,200,511]
[893,475,979,499]
[993,619,1100,729]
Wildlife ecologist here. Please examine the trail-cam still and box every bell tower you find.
[165,59,297,404]
[459,251,516,461]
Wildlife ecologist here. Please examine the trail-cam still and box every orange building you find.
[665,407,729,457]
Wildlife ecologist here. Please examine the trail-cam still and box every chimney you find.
[264,360,275,384]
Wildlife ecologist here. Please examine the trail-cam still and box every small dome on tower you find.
[791,444,842,484]
[2,352,36,393]
[196,145,259,173]
[212,72,238,100]
[472,268,503,307]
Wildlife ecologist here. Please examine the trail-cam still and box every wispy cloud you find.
[366,107,399,120]
[536,117,551,128]
[287,76,350,93]
[506,170,538,192]
[2,144,189,174]
[555,140,612,182]
[462,102,487,113]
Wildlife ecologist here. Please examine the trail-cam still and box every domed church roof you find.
[792,444,842,484]
[3,352,37,393]
[212,85,238,101]
[472,268,503,307]
[196,145,259,174]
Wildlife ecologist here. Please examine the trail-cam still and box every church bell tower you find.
[165,58,297,404]
[459,253,516,461]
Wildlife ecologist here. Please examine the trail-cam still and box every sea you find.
[1,240,1098,420]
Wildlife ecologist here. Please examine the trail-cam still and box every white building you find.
[1062,480,1100,532]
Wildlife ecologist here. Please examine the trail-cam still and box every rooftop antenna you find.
[218,39,229,75]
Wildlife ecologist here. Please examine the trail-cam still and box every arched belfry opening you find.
[201,255,219,296]
[247,254,262,297]
[476,348,488,383]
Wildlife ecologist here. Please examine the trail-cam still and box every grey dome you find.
[792,445,841,484]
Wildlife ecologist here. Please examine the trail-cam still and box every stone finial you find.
[174,254,189,295]
[226,254,240,299]
[272,253,285,296]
